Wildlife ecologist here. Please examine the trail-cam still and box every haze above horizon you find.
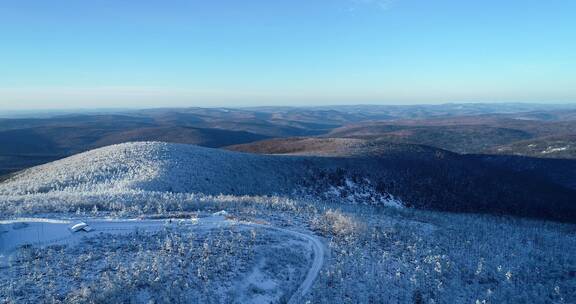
[1,0,575,110]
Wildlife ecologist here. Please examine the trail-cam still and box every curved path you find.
[246,223,325,304]
[285,230,325,304]
[1,216,325,303]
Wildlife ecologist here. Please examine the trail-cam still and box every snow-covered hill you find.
[0,142,304,196]
[0,142,410,216]
[2,141,575,223]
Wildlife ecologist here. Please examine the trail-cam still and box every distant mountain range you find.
[1,103,575,223]
[1,103,576,176]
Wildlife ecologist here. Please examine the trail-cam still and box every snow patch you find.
[239,260,282,304]
[321,178,404,208]
[541,146,569,154]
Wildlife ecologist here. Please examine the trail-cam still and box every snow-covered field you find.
[3,202,574,303]
[0,215,235,258]
[308,206,576,303]
[1,213,322,303]
[1,142,575,303]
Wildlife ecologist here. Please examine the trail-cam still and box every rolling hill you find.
[92,126,269,148]
[487,134,576,159]
[2,104,576,176]
[227,137,454,160]
[0,123,270,175]
[2,142,575,223]
[231,135,576,189]
[326,118,576,154]
[326,125,533,153]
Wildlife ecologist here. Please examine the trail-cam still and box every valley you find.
[1,104,576,303]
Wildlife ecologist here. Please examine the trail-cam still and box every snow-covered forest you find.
[1,142,575,303]
[2,219,310,303]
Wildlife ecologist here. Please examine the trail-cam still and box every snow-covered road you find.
[0,218,205,256]
[285,229,325,304]
[246,222,325,304]
[0,215,325,303]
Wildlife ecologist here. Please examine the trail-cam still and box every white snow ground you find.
[0,216,228,258]
[0,214,325,303]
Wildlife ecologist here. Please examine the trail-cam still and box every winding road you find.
[285,229,325,304]
[0,215,325,303]
[246,222,325,303]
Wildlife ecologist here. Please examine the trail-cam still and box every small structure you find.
[70,222,92,233]
[212,210,229,217]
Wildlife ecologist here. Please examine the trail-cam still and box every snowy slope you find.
[0,142,407,216]
[5,141,573,223]
[0,142,304,196]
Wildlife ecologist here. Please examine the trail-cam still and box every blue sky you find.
[0,0,575,109]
